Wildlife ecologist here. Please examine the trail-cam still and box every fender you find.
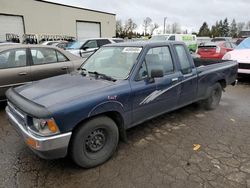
[88,100,125,117]
[88,100,128,142]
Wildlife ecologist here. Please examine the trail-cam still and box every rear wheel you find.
[70,116,119,168]
[202,83,222,110]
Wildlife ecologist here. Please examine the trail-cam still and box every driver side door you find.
[130,46,180,127]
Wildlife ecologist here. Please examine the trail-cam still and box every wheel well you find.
[218,79,226,89]
[73,111,127,142]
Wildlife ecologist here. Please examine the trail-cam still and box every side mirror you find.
[151,69,164,78]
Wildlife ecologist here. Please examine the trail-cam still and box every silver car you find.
[66,38,124,58]
[0,44,83,101]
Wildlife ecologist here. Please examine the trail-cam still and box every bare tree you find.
[237,22,245,33]
[124,18,137,34]
[245,21,250,30]
[116,20,123,36]
[150,23,159,35]
[171,22,181,34]
[165,24,171,34]
[143,17,152,35]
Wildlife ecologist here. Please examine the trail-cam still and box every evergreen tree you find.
[230,19,238,38]
[218,20,224,37]
[198,22,210,36]
[222,18,230,37]
[211,21,220,37]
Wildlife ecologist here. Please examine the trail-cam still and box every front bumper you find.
[6,106,72,159]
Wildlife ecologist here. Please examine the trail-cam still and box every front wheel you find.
[70,116,119,168]
[202,83,222,110]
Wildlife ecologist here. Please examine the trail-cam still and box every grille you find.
[7,102,27,125]
[239,63,250,69]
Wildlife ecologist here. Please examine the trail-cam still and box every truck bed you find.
[193,58,229,67]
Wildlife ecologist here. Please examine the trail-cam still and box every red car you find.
[197,42,235,59]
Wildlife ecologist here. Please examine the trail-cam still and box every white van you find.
[150,34,198,52]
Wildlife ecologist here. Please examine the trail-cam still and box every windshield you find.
[150,35,169,41]
[236,37,250,50]
[66,41,85,49]
[81,46,142,80]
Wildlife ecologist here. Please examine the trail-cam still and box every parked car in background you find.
[51,41,69,49]
[40,41,69,49]
[66,38,124,58]
[211,37,232,42]
[5,41,237,168]
[235,37,247,46]
[0,45,82,101]
[197,41,235,60]
[223,37,250,75]
[150,34,197,52]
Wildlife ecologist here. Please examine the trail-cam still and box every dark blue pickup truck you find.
[5,41,238,168]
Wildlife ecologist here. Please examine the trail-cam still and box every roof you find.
[105,41,185,48]
[35,0,116,16]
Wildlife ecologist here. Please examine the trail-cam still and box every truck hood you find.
[15,73,115,108]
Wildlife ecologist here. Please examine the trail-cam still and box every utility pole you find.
[163,17,167,34]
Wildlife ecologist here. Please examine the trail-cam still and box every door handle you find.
[18,72,27,76]
[61,66,68,70]
[171,78,178,82]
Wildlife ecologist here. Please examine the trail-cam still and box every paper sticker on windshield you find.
[122,47,142,53]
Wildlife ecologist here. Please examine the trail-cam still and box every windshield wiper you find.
[88,71,116,82]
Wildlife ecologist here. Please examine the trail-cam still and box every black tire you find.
[70,116,119,168]
[202,83,222,110]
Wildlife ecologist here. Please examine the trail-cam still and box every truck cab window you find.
[175,45,192,74]
[136,46,174,81]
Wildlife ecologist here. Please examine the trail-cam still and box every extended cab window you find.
[31,48,57,65]
[0,49,26,69]
[137,46,174,80]
[174,45,192,74]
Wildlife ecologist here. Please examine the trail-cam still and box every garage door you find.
[76,21,100,41]
[0,15,24,42]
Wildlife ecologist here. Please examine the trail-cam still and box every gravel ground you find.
[0,80,250,188]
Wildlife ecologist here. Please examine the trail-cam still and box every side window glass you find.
[56,51,68,62]
[168,35,176,41]
[136,61,148,81]
[136,46,174,81]
[84,40,98,49]
[98,39,111,47]
[31,48,57,65]
[174,45,192,74]
[145,46,174,76]
[0,49,26,69]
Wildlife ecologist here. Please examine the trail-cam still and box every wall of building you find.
[0,0,116,38]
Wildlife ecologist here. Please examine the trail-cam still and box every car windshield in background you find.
[66,41,85,49]
[81,46,142,80]
[236,38,250,50]
[150,35,169,41]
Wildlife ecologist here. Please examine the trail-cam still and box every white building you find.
[0,0,116,41]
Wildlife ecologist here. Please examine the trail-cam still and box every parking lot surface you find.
[1,80,250,188]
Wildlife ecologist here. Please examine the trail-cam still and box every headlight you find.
[28,118,60,136]
[222,53,231,60]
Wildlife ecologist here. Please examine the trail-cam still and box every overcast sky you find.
[48,0,250,33]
